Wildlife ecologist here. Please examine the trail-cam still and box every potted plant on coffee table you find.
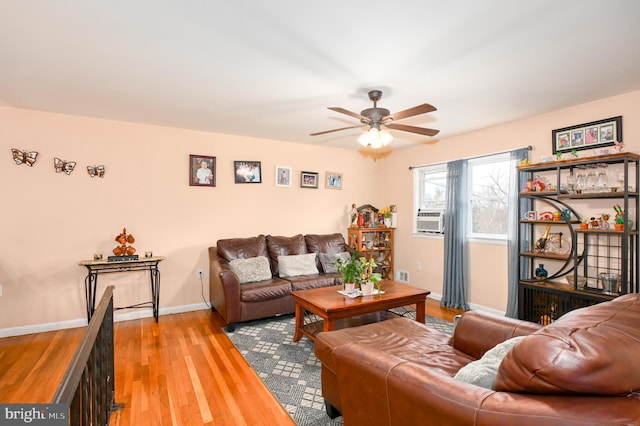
[359,257,383,296]
[335,250,364,294]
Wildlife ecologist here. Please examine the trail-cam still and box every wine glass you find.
[566,169,576,194]
[596,163,608,193]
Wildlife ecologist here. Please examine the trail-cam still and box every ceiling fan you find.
[310,90,439,148]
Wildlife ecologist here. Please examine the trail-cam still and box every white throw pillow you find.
[278,253,319,277]
[453,336,526,389]
[318,251,351,273]
[228,256,272,284]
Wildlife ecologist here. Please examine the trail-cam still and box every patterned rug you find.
[225,309,455,425]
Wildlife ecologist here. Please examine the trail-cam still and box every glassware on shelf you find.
[596,163,609,193]
[585,164,597,193]
[575,165,586,194]
[566,169,576,194]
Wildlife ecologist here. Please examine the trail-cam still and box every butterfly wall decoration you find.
[54,157,76,175]
[87,165,105,178]
[11,148,39,166]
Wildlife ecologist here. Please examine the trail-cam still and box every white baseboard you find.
[428,293,506,317]
[0,302,211,338]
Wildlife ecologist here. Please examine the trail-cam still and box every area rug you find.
[225,309,454,425]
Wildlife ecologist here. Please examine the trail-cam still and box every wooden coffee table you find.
[292,280,429,342]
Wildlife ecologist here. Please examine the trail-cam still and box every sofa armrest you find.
[452,310,542,359]
[208,247,242,325]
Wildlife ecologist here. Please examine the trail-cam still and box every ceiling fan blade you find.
[328,107,368,121]
[310,124,365,136]
[385,123,440,137]
[385,103,437,121]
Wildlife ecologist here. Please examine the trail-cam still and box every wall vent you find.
[396,270,410,283]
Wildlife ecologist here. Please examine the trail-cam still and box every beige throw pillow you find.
[278,253,319,277]
[454,336,526,389]
[228,256,272,284]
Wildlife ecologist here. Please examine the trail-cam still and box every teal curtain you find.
[506,148,531,318]
[441,159,469,310]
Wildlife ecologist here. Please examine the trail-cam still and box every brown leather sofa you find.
[209,233,349,331]
[315,293,640,425]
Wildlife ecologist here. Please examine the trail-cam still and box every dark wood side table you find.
[79,256,165,323]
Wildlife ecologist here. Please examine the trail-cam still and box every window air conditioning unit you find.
[416,209,445,233]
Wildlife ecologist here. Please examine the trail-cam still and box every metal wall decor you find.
[54,157,76,175]
[11,148,39,166]
[87,165,105,178]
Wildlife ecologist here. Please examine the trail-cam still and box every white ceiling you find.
[1,1,640,152]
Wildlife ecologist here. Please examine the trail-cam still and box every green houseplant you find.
[360,257,383,294]
[334,250,364,291]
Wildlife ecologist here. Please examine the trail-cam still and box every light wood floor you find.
[0,298,462,425]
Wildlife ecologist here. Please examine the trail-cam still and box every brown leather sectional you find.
[208,233,349,331]
[315,293,640,425]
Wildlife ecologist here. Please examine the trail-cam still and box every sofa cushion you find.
[495,293,640,395]
[454,336,525,389]
[318,251,351,273]
[315,317,474,378]
[287,274,338,291]
[228,256,272,284]
[239,278,292,303]
[217,235,268,262]
[305,233,348,270]
[278,253,319,277]
[266,234,307,275]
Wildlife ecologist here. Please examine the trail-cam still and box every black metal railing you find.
[52,285,119,425]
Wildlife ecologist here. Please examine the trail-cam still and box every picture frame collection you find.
[552,116,622,154]
[189,155,342,189]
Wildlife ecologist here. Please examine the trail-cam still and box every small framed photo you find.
[275,165,292,187]
[234,161,262,183]
[300,171,318,188]
[325,171,343,190]
[189,155,216,187]
[552,116,622,154]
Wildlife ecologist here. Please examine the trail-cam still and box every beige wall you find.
[383,90,640,312]
[2,89,639,334]
[0,106,381,333]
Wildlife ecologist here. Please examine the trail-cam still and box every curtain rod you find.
[408,145,533,170]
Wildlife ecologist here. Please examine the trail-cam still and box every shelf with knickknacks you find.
[517,152,639,324]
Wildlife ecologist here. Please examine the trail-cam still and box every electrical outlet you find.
[416,262,422,271]
[196,269,204,280]
[0,284,2,296]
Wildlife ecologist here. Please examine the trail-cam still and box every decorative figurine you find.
[113,228,136,256]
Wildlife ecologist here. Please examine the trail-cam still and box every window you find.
[414,163,447,212]
[468,153,510,239]
[413,152,511,240]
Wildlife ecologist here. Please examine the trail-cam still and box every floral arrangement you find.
[379,206,393,218]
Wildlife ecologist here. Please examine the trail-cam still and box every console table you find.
[79,256,164,323]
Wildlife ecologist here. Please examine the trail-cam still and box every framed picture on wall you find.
[275,165,292,187]
[189,155,216,187]
[552,116,622,154]
[325,171,342,190]
[234,161,262,183]
[300,171,318,188]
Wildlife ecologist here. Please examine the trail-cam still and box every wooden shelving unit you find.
[347,227,394,280]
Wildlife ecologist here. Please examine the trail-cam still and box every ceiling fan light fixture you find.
[357,127,393,148]
[380,129,393,146]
